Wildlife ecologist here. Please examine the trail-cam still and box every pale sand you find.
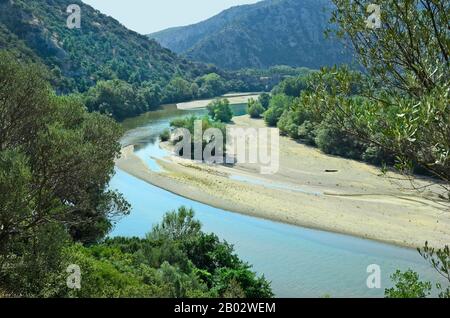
[177,93,261,110]
[115,115,450,248]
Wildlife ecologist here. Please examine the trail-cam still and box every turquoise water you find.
[110,103,443,298]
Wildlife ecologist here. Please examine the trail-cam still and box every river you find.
[109,103,442,297]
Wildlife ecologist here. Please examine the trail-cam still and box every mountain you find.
[149,0,353,70]
[0,0,219,93]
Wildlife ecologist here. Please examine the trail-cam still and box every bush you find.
[207,99,233,123]
[385,270,432,298]
[159,129,171,142]
[263,94,291,126]
[170,115,227,161]
[247,98,265,118]
[258,93,271,109]
[271,75,309,97]
[195,73,226,98]
[297,121,317,145]
[85,79,145,120]
[362,145,394,166]
[315,119,366,160]
[277,110,298,138]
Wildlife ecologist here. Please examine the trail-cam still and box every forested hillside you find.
[0,0,311,120]
[149,0,353,70]
[0,0,214,93]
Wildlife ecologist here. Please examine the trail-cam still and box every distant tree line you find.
[82,67,313,121]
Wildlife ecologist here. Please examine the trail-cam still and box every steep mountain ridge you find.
[0,0,215,93]
[149,0,353,70]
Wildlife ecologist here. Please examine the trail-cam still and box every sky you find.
[82,0,261,34]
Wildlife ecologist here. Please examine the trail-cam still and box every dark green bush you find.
[159,129,171,142]
[247,98,265,118]
[264,94,291,126]
[207,99,233,123]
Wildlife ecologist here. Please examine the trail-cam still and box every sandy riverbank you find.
[115,115,450,248]
[177,93,261,110]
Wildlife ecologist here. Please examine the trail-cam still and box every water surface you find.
[110,104,442,297]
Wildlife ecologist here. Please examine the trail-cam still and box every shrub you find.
[277,110,299,138]
[385,270,432,298]
[297,121,317,145]
[258,93,271,109]
[247,98,265,118]
[315,120,366,160]
[207,99,233,123]
[159,129,171,142]
[263,94,291,126]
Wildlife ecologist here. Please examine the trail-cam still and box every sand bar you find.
[115,115,450,248]
[177,93,261,110]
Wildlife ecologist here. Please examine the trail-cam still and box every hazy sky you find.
[82,0,260,34]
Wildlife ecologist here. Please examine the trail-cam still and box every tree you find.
[196,73,226,98]
[149,206,201,242]
[258,93,271,109]
[213,267,273,298]
[170,115,227,160]
[162,77,195,103]
[331,0,448,98]
[184,233,241,280]
[85,79,143,120]
[139,82,162,110]
[247,98,265,118]
[385,270,432,298]
[418,242,450,298]
[207,99,233,123]
[316,1,450,196]
[327,2,450,297]
[0,54,129,294]
[271,75,308,97]
[263,94,292,126]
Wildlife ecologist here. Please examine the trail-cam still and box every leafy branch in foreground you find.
[418,242,450,298]
[385,243,450,298]
[64,207,273,298]
[385,269,432,298]
[320,1,450,197]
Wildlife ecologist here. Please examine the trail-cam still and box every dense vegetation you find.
[1,0,448,299]
[62,207,273,298]
[169,114,228,162]
[243,0,449,297]
[0,54,272,298]
[0,0,314,121]
[149,0,353,70]
[385,244,449,298]
[207,99,233,123]
[258,71,394,166]
[0,52,126,295]
[252,0,449,179]
[247,98,266,119]
[328,0,449,188]
[0,0,199,93]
